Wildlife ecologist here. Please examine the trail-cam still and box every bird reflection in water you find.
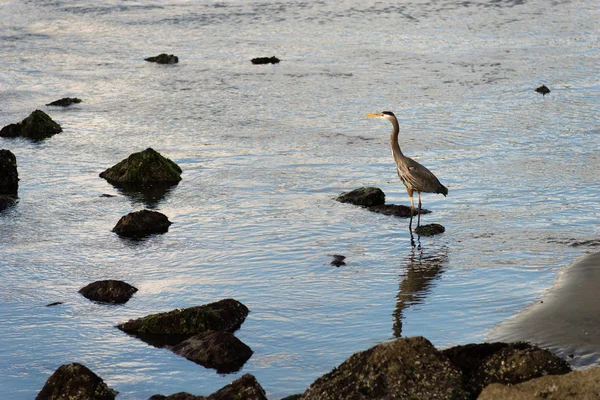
[393,247,448,338]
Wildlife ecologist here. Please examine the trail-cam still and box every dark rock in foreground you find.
[251,56,280,65]
[35,362,117,400]
[415,223,445,236]
[171,331,253,373]
[0,195,16,211]
[442,342,571,398]
[116,298,249,347]
[112,209,171,238]
[368,203,431,218]
[150,373,267,400]
[145,53,179,64]
[78,280,138,304]
[300,336,467,400]
[0,110,62,140]
[535,85,550,96]
[46,97,82,107]
[336,187,385,207]
[100,148,181,185]
[0,149,19,194]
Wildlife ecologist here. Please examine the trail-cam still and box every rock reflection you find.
[114,182,177,208]
[393,247,448,337]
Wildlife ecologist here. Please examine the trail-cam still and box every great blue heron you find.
[367,111,448,230]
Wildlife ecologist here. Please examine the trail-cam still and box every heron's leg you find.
[417,192,422,227]
[407,188,414,231]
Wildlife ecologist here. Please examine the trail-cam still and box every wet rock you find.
[100,148,182,186]
[330,254,346,267]
[35,362,118,400]
[116,298,249,346]
[0,110,62,140]
[0,195,17,212]
[478,367,600,400]
[368,203,431,217]
[45,302,64,307]
[336,187,385,207]
[415,223,445,236]
[535,85,550,96]
[251,56,280,65]
[442,342,571,398]
[78,280,138,304]
[112,209,171,238]
[46,97,82,107]
[145,53,179,64]
[300,336,467,400]
[171,331,253,373]
[0,149,19,194]
[150,374,266,400]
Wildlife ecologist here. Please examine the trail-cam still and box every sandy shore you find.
[488,252,600,368]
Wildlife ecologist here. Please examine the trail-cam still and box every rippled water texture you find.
[1,0,599,398]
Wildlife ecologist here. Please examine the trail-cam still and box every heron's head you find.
[366,111,396,121]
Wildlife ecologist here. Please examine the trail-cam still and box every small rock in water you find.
[336,187,385,207]
[535,85,550,96]
[36,363,118,400]
[330,254,346,267]
[112,209,171,238]
[79,280,138,304]
[368,204,431,218]
[45,302,64,307]
[251,56,280,65]
[145,53,179,64]
[46,97,82,107]
[0,110,62,141]
[415,223,445,236]
[99,148,182,186]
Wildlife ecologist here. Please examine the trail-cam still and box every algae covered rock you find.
[46,97,82,107]
[300,336,467,400]
[415,223,445,236]
[35,362,118,400]
[78,280,138,304]
[0,110,62,140]
[0,149,19,194]
[112,209,171,238]
[100,148,182,186]
[336,187,385,207]
[149,373,266,400]
[171,331,253,373]
[145,53,179,64]
[116,298,249,346]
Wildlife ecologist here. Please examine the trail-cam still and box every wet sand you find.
[488,252,600,368]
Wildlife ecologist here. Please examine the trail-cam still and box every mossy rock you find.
[100,148,182,186]
[0,110,62,140]
[46,97,82,107]
[150,373,267,400]
[116,298,249,346]
[0,149,18,195]
[336,187,385,207]
[78,280,138,304]
[145,53,179,64]
[35,363,118,400]
[414,223,445,236]
[112,209,171,238]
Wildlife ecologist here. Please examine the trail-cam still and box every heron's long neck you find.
[389,117,405,163]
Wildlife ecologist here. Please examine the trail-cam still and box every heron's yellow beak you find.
[366,113,382,118]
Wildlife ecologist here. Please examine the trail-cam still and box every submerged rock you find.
[336,187,385,207]
[112,209,171,238]
[150,373,267,400]
[100,148,182,186]
[78,280,138,304]
[171,331,253,373]
[35,362,118,400]
[535,85,550,96]
[116,298,249,346]
[145,53,179,64]
[0,110,62,140]
[300,336,467,400]
[46,97,82,107]
[330,254,346,267]
[251,56,280,65]
[368,203,431,218]
[0,149,19,194]
[415,223,445,236]
[45,302,64,307]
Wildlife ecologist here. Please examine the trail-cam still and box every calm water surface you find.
[1,0,599,398]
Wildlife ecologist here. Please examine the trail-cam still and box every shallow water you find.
[1,0,599,398]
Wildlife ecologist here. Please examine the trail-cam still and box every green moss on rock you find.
[35,363,117,400]
[336,187,385,207]
[100,148,182,185]
[0,110,62,140]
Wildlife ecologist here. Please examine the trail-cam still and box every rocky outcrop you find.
[100,148,182,186]
[251,56,280,65]
[0,149,19,194]
[415,223,445,236]
[171,331,253,373]
[336,187,385,207]
[0,110,62,140]
[78,280,138,304]
[145,53,179,64]
[35,363,117,400]
[150,374,267,400]
[46,97,82,106]
[300,336,468,400]
[116,298,249,346]
[112,209,171,238]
